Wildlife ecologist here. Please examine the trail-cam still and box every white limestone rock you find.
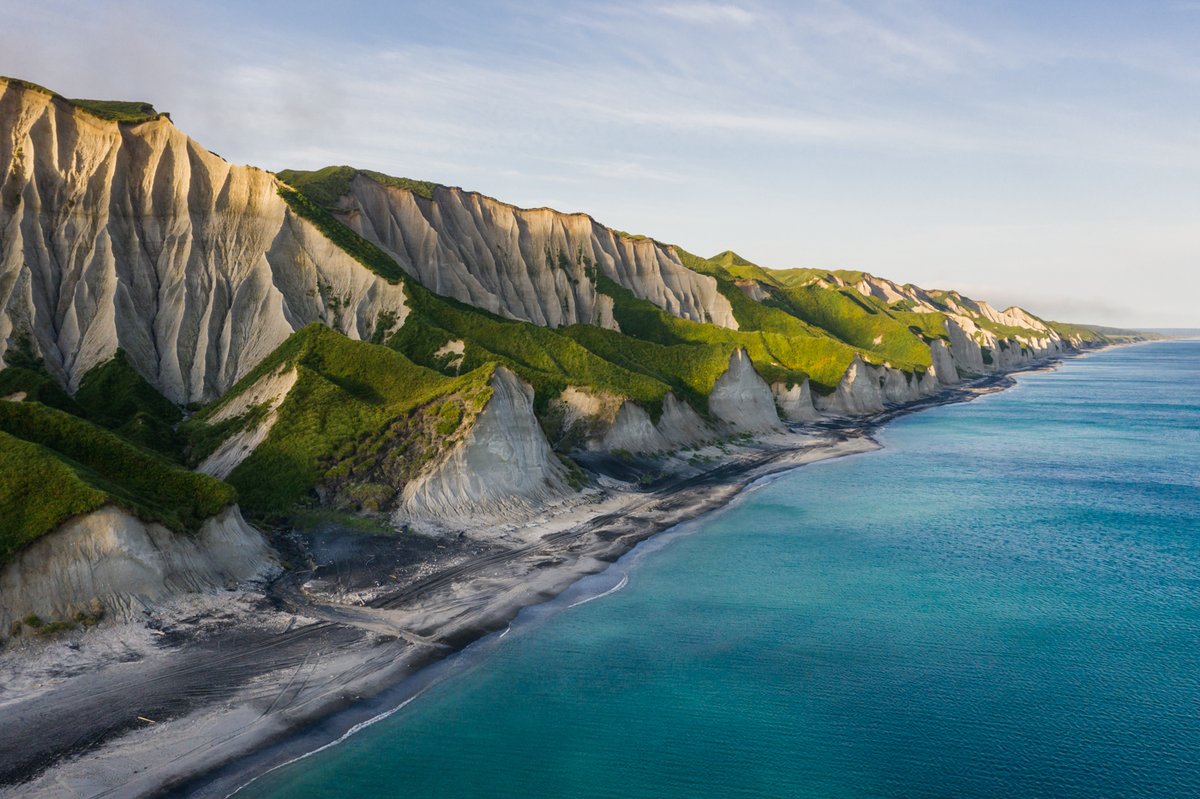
[707,349,784,433]
[329,172,736,331]
[398,367,570,525]
[0,505,276,634]
[771,380,821,423]
[814,355,885,416]
[0,79,407,404]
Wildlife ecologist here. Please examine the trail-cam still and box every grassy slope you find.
[677,250,933,383]
[275,172,867,404]
[569,276,848,397]
[0,366,81,414]
[274,180,680,413]
[0,402,235,564]
[75,350,184,457]
[688,250,1143,359]
[395,284,673,413]
[1043,320,1147,344]
[277,166,440,205]
[1,76,164,123]
[0,432,108,563]
[186,324,494,516]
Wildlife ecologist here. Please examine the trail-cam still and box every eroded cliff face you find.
[0,80,407,403]
[327,172,737,331]
[196,365,298,479]
[930,339,960,385]
[599,392,713,453]
[814,355,885,416]
[848,274,1071,381]
[0,505,276,634]
[812,355,943,417]
[398,367,570,525]
[708,348,785,433]
[771,380,821,423]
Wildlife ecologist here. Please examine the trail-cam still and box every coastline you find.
[0,352,1116,799]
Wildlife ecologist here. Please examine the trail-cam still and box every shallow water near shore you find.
[238,341,1200,799]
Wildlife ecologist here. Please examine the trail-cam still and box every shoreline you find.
[0,351,1115,799]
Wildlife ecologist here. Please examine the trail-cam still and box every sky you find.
[3,0,1198,327]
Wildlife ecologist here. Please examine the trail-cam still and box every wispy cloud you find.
[655,2,757,25]
[2,0,1198,324]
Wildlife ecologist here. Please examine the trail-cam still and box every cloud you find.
[655,3,757,25]
[2,0,1197,325]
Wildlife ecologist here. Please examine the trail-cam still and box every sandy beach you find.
[0,368,1041,799]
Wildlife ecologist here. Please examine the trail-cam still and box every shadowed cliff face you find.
[399,366,570,524]
[0,79,407,404]
[327,172,737,331]
[0,505,276,635]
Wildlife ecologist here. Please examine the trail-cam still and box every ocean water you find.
[239,341,1200,799]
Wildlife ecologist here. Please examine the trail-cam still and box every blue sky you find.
[4,0,1198,326]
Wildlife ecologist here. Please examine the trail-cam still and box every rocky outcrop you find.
[707,349,784,433]
[0,505,276,634]
[550,386,623,445]
[398,367,570,525]
[813,354,942,417]
[196,366,298,479]
[814,355,885,416]
[943,315,1066,378]
[599,392,713,453]
[655,393,713,447]
[328,172,736,331]
[771,380,821,423]
[0,79,407,404]
[945,318,988,375]
[930,339,960,385]
[600,401,669,453]
[847,273,1078,380]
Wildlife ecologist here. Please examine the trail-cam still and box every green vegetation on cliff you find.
[0,401,235,564]
[277,166,440,206]
[0,77,165,123]
[67,99,162,123]
[186,324,494,517]
[76,350,184,457]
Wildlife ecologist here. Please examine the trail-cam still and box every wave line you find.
[568,573,628,608]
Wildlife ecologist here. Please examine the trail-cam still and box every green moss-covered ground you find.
[0,402,235,564]
[185,324,493,517]
[277,166,440,207]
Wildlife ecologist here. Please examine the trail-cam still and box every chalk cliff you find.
[0,505,275,634]
[316,170,737,331]
[0,78,406,404]
[707,348,785,433]
[598,392,713,453]
[398,367,570,524]
[771,380,822,423]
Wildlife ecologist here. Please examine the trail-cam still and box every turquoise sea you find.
[239,341,1200,799]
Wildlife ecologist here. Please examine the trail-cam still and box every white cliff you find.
[930,339,960,385]
[0,505,276,634]
[771,380,821,423]
[196,366,298,479]
[398,367,570,525]
[599,392,713,453]
[707,348,784,433]
[814,355,885,416]
[0,79,407,404]
[327,171,736,331]
[812,353,944,418]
